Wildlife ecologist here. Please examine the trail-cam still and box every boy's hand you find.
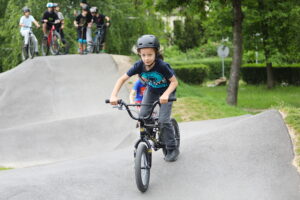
[43,19,48,23]
[160,94,169,104]
[110,96,119,105]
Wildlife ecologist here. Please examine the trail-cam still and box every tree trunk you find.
[258,0,275,89]
[266,62,275,88]
[226,0,243,106]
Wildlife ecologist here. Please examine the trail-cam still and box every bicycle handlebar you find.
[105,98,176,121]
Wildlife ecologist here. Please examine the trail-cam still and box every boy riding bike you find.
[42,2,60,40]
[109,35,180,162]
[19,7,40,56]
[90,6,110,52]
[74,5,92,54]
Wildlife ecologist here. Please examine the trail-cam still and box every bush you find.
[241,64,300,85]
[173,64,209,84]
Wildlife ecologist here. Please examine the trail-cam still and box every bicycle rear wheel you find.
[50,32,60,55]
[135,143,151,192]
[28,37,35,59]
[162,118,180,156]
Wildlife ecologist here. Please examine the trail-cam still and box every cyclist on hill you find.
[53,3,66,44]
[109,35,180,162]
[19,7,40,56]
[74,5,92,54]
[42,2,60,40]
[90,6,110,52]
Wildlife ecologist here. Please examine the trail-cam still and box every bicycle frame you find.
[47,25,56,46]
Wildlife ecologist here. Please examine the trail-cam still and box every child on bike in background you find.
[130,79,146,104]
[19,7,40,56]
[74,5,92,54]
[42,3,60,40]
[110,35,180,162]
[90,7,110,53]
[53,3,66,45]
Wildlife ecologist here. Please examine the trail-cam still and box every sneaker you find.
[35,52,39,56]
[164,148,180,162]
[43,35,48,40]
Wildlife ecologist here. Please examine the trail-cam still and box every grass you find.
[172,81,300,169]
[0,167,12,171]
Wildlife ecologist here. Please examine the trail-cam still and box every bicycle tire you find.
[50,31,60,55]
[28,37,35,59]
[41,37,48,56]
[21,43,27,61]
[95,37,101,53]
[135,143,151,192]
[171,118,180,148]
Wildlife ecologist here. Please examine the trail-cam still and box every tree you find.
[226,0,243,105]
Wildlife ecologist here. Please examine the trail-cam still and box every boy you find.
[19,7,40,56]
[109,35,179,162]
[42,2,60,39]
[74,5,92,54]
[90,6,110,52]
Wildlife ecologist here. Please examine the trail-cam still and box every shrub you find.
[241,64,300,85]
[173,64,209,84]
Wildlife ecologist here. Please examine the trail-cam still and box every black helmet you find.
[136,35,160,50]
[80,0,87,3]
[22,7,31,13]
[81,4,89,11]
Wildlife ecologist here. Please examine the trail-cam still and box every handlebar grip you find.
[168,98,177,102]
[105,99,123,104]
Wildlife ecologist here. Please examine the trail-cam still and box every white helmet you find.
[90,7,98,13]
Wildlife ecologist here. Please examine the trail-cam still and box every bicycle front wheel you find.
[21,43,28,61]
[41,37,48,56]
[28,37,35,59]
[50,32,60,55]
[135,143,151,192]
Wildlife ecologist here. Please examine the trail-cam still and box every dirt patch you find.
[279,110,300,173]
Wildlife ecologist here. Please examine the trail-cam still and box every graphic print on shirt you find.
[140,71,168,88]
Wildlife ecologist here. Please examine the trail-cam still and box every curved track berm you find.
[0,55,299,200]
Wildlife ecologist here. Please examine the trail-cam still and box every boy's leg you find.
[159,92,176,150]
[21,30,30,46]
[159,92,179,162]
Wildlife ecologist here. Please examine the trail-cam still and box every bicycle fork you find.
[133,126,152,169]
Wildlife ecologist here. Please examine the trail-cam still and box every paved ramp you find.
[0,55,299,199]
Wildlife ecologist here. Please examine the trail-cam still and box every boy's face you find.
[139,48,156,67]
[48,7,54,12]
[55,7,60,11]
[82,10,88,16]
[24,12,30,17]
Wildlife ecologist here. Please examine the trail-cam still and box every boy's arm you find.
[110,74,130,105]
[33,20,40,28]
[160,75,178,104]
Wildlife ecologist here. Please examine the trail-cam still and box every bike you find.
[21,26,37,61]
[41,22,61,56]
[89,25,106,53]
[105,98,180,192]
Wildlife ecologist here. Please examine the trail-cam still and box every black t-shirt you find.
[93,14,106,27]
[42,11,59,24]
[127,59,175,94]
[75,14,92,27]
